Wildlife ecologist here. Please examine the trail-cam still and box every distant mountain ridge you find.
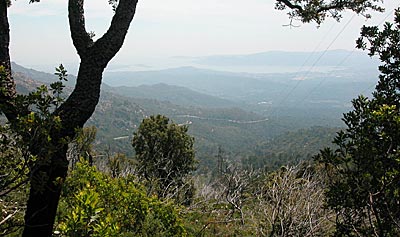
[11,62,77,87]
[10,63,279,157]
[191,49,379,68]
[11,62,113,91]
[103,66,287,101]
[103,64,378,112]
[106,83,239,108]
[10,63,348,171]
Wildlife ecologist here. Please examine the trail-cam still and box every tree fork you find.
[22,0,138,236]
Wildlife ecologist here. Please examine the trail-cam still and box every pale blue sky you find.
[8,0,400,72]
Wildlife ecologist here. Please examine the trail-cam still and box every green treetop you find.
[132,115,197,199]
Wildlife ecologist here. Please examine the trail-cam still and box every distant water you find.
[103,60,346,74]
[23,50,377,75]
[28,62,344,75]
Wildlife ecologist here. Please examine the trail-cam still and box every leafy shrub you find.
[56,160,186,237]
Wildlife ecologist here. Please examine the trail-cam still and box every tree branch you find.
[0,208,21,226]
[94,0,138,64]
[68,0,93,57]
[0,1,18,121]
[56,0,138,135]
[275,0,384,24]
[276,0,303,12]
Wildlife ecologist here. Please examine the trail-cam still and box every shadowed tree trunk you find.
[0,0,18,122]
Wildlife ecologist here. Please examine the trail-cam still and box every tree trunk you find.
[0,0,18,121]
[22,145,69,237]
[21,57,106,236]
[22,1,138,235]
[56,59,105,134]
[0,1,10,73]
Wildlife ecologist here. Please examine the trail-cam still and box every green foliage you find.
[316,9,400,236]
[10,64,67,151]
[0,64,67,235]
[6,65,68,192]
[0,126,30,196]
[106,153,133,178]
[69,126,97,167]
[132,115,197,199]
[0,125,31,236]
[243,126,339,171]
[56,160,186,237]
[14,63,67,116]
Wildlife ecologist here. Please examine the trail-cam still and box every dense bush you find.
[55,161,186,237]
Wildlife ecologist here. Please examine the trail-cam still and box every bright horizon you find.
[8,0,400,73]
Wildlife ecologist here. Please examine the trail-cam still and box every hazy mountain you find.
[103,65,378,113]
[10,63,350,171]
[105,83,240,108]
[103,66,285,98]
[11,62,113,91]
[191,49,379,68]
[11,62,242,108]
[10,64,284,157]
[11,62,77,87]
[8,48,378,170]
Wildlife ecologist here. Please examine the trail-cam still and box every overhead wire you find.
[282,4,400,110]
[274,4,400,130]
[297,4,400,105]
[265,24,336,118]
[267,13,356,118]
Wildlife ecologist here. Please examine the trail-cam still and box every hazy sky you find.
[8,0,400,69]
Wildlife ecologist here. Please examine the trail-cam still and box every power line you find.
[268,14,356,117]
[298,4,400,105]
[264,24,336,118]
[278,24,337,101]
[300,14,356,81]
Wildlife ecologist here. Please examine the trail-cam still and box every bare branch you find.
[0,208,21,226]
[276,0,303,12]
